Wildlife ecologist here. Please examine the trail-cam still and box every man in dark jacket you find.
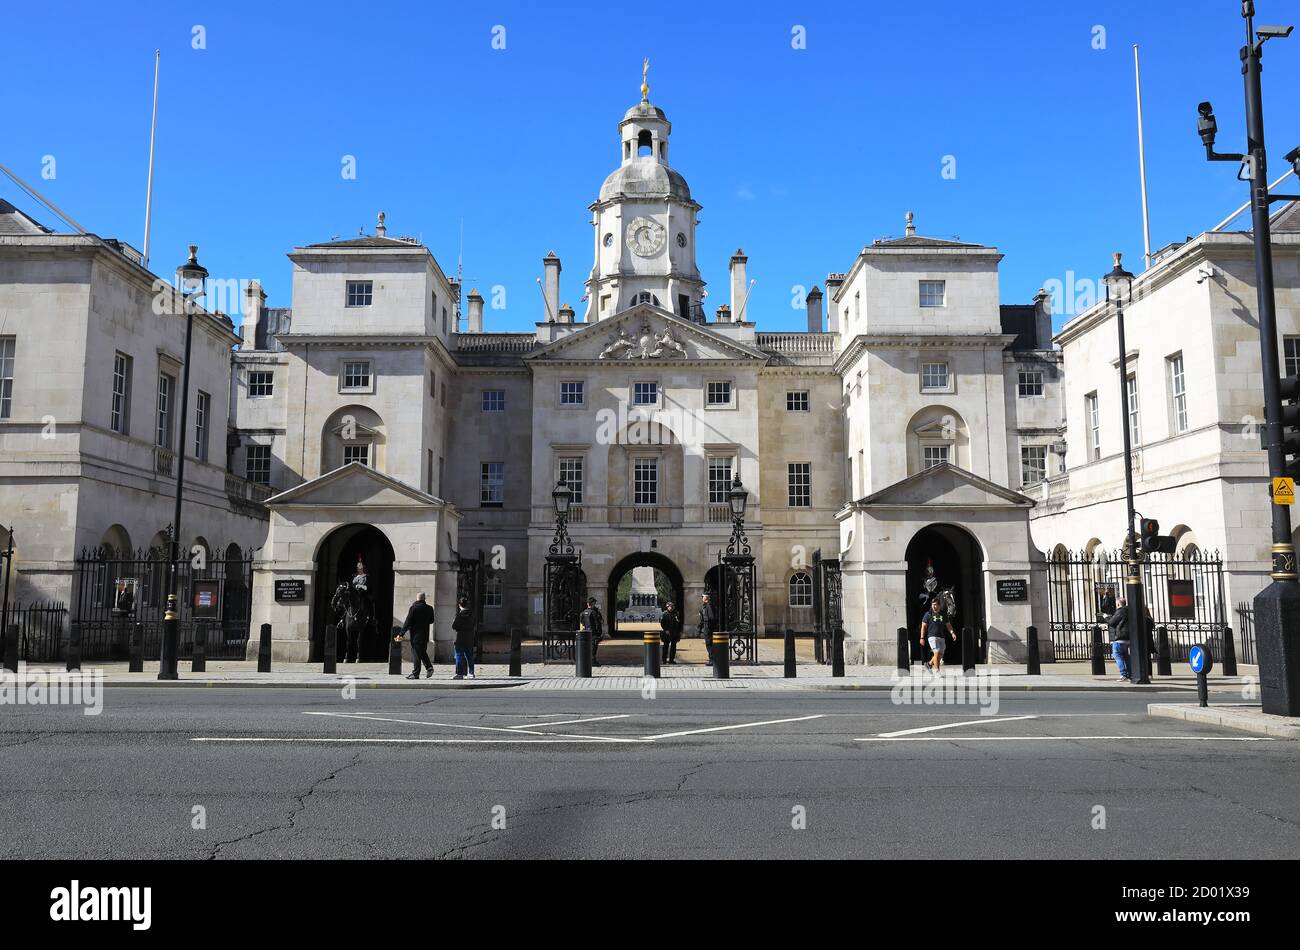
[660,602,682,664]
[395,592,436,680]
[452,598,477,680]
[1107,597,1154,682]
[698,593,717,665]
[579,597,605,667]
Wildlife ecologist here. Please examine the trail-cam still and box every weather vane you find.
[641,57,650,101]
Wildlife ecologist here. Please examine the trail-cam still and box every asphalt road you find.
[1,685,1295,859]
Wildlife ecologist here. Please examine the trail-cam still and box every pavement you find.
[1149,702,1300,739]
[1,685,1296,859]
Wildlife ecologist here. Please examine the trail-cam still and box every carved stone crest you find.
[598,322,689,360]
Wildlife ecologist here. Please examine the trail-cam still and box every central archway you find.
[605,551,684,640]
[312,523,396,662]
[904,524,986,665]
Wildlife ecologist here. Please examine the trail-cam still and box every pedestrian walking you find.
[1107,598,1155,683]
[660,601,681,663]
[579,597,605,667]
[394,592,435,679]
[698,592,717,665]
[918,597,956,673]
[452,597,477,680]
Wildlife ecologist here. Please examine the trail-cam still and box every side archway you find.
[312,523,396,662]
[904,523,986,664]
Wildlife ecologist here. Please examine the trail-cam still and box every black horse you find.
[330,582,375,662]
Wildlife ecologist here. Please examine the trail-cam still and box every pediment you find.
[266,462,448,509]
[525,303,768,363]
[855,463,1033,509]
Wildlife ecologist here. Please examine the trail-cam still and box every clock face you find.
[625,217,666,258]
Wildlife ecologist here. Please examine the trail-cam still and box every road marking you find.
[855,735,1274,742]
[641,714,825,740]
[876,715,1036,738]
[192,737,623,745]
[302,711,648,742]
[509,714,632,729]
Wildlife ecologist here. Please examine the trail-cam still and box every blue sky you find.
[4,0,1299,333]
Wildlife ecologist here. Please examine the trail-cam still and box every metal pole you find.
[1242,8,1300,715]
[784,627,796,678]
[1115,293,1151,684]
[159,304,196,681]
[0,526,13,636]
[897,625,910,671]
[1133,45,1153,269]
[643,630,661,678]
[142,49,160,267]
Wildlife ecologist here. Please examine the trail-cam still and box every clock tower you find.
[585,65,705,322]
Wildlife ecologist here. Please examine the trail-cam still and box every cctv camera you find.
[1286,146,1300,175]
[1197,102,1217,147]
[1257,25,1295,40]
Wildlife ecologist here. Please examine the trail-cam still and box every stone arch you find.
[606,551,684,636]
[99,524,132,557]
[604,414,686,519]
[905,405,970,475]
[311,522,397,662]
[321,405,387,475]
[904,522,986,665]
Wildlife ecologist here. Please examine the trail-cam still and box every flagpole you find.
[142,49,160,267]
[1133,44,1153,270]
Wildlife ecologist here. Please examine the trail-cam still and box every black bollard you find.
[128,623,144,673]
[575,629,592,678]
[784,628,796,678]
[1156,625,1172,677]
[257,623,272,673]
[191,624,206,673]
[643,631,661,678]
[2,623,17,673]
[713,633,730,679]
[832,627,845,677]
[1091,625,1106,676]
[66,621,82,673]
[1222,626,1238,677]
[896,626,910,671]
[388,634,402,676]
[1026,625,1041,676]
[962,626,976,673]
[323,623,337,674]
[509,627,522,677]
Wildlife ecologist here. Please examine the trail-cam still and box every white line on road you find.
[876,716,1037,738]
[192,737,622,745]
[641,714,825,740]
[302,711,648,742]
[508,714,632,729]
[855,735,1274,742]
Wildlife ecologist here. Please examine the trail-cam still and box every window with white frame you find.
[921,362,950,391]
[1086,392,1101,461]
[789,571,813,608]
[194,391,210,461]
[706,380,733,407]
[248,370,273,398]
[633,381,658,406]
[341,360,372,391]
[708,456,733,504]
[786,390,810,412]
[1286,337,1300,378]
[156,372,174,448]
[0,337,12,420]
[110,352,132,434]
[919,280,946,307]
[482,389,505,412]
[560,381,584,406]
[246,445,271,485]
[345,280,373,307]
[633,457,659,506]
[1168,354,1189,434]
[480,462,504,506]
[787,462,811,507]
[1127,373,1141,447]
[1020,445,1047,486]
[923,445,950,469]
[1017,370,1044,397]
[484,574,503,608]
[343,443,370,467]
[558,457,584,506]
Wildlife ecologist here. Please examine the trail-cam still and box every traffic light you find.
[1140,518,1177,555]
[1281,375,1300,481]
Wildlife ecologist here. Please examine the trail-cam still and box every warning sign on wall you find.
[1274,477,1295,506]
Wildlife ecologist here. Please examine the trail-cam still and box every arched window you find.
[632,291,661,307]
[637,130,653,157]
[789,571,812,608]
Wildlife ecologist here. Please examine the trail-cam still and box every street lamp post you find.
[159,246,207,681]
[545,478,586,674]
[1197,3,1300,714]
[1104,253,1150,685]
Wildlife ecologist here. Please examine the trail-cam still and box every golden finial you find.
[641,57,650,101]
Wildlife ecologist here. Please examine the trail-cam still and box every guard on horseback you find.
[330,556,375,662]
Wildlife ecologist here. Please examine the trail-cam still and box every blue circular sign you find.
[1189,644,1213,675]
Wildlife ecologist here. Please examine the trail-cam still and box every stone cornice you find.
[833,332,1016,375]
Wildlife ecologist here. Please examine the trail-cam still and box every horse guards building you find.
[3,82,1299,667]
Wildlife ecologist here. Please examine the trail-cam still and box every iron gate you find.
[71,543,254,661]
[1046,547,1228,662]
[718,551,758,664]
[457,550,485,660]
[812,550,842,665]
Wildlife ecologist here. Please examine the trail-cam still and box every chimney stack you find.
[1033,286,1053,350]
[729,248,748,322]
[243,280,267,349]
[825,273,845,335]
[904,211,915,238]
[543,251,561,322]
[376,211,387,238]
[715,304,732,323]
[558,302,575,323]
[805,286,824,333]
[467,288,484,333]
